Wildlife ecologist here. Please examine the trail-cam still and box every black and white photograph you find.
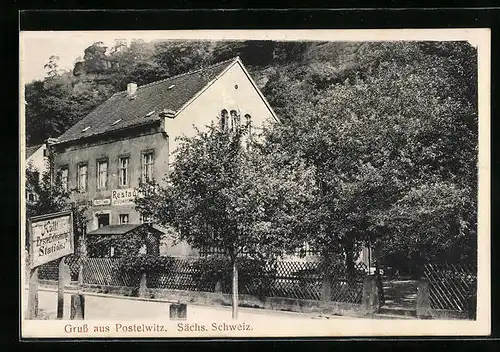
[20,29,490,338]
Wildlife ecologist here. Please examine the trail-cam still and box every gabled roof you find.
[26,144,43,159]
[56,57,239,144]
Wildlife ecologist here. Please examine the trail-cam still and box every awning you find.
[86,224,163,236]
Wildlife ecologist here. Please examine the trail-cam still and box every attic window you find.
[81,126,90,133]
[145,110,156,117]
[167,85,175,90]
[111,119,122,126]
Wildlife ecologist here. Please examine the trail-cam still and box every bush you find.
[115,254,174,276]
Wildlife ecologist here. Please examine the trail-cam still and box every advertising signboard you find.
[111,188,137,205]
[93,198,111,206]
[29,210,74,268]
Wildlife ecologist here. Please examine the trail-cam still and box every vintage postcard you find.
[20,28,490,338]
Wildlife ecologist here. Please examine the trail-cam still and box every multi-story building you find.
[25,141,53,204]
[26,143,49,179]
[49,57,278,257]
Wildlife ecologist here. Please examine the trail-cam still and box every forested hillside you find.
[24,39,476,147]
[24,39,478,267]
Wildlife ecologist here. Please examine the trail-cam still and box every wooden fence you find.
[423,263,477,312]
[80,256,367,304]
[37,255,80,281]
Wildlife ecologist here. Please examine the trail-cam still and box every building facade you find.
[26,143,49,179]
[25,142,51,204]
[49,57,278,257]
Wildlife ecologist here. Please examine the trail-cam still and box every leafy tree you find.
[44,55,62,78]
[152,40,214,77]
[135,123,317,318]
[262,41,478,275]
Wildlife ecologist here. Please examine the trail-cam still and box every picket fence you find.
[37,255,367,304]
[35,255,477,313]
[423,263,477,312]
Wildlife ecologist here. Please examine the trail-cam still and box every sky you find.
[20,29,485,84]
[20,32,131,83]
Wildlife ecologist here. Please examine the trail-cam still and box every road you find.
[23,287,346,322]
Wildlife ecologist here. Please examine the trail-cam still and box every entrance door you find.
[97,213,110,228]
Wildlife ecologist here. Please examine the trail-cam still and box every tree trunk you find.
[375,259,385,305]
[232,260,238,320]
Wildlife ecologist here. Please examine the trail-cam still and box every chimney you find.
[127,82,137,96]
[159,109,176,119]
[46,137,59,146]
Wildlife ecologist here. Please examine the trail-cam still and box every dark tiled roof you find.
[26,144,43,159]
[87,224,141,236]
[57,58,238,144]
[87,223,164,236]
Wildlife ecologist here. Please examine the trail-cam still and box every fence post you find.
[70,294,85,319]
[169,302,187,320]
[362,275,380,314]
[27,267,39,319]
[320,274,332,301]
[467,292,477,320]
[57,258,70,319]
[214,280,223,294]
[138,271,148,298]
[77,257,84,289]
[416,279,432,319]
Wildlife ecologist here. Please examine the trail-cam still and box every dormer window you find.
[111,119,122,126]
[220,109,229,132]
[81,126,90,133]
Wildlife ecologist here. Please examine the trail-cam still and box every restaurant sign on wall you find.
[111,188,138,206]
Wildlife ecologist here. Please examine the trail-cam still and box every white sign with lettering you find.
[29,211,74,268]
[111,188,137,206]
[93,198,111,206]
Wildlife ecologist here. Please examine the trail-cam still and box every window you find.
[142,152,154,182]
[245,114,252,134]
[119,214,129,224]
[27,193,36,202]
[77,163,88,191]
[97,160,108,189]
[230,110,240,130]
[119,157,129,186]
[59,166,68,191]
[220,109,228,132]
[140,214,154,224]
[97,213,110,228]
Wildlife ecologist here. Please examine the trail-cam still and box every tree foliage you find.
[262,41,478,270]
[136,124,317,262]
[135,123,317,317]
